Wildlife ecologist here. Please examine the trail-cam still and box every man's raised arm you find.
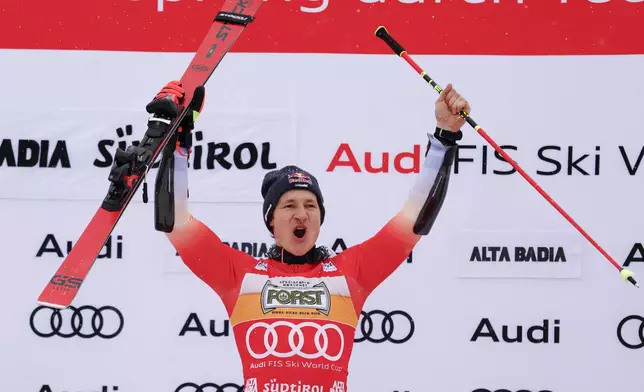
[336,83,471,295]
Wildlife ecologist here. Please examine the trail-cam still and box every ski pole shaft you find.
[374,25,638,288]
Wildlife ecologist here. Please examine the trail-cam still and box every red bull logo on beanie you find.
[288,172,313,185]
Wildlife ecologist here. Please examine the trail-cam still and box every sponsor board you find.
[452,230,582,279]
[0,109,295,203]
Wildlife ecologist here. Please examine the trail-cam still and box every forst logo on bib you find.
[261,280,331,315]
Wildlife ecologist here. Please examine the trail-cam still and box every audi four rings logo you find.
[355,310,415,344]
[617,315,644,349]
[29,305,124,339]
[175,382,243,392]
[246,321,344,361]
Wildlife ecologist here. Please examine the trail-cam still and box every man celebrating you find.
[148,79,470,391]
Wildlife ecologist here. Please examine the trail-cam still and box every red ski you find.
[37,0,264,309]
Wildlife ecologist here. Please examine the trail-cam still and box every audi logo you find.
[617,315,644,349]
[355,310,414,344]
[29,305,124,339]
[175,382,243,392]
[246,321,344,361]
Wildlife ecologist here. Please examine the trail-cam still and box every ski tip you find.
[36,300,69,310]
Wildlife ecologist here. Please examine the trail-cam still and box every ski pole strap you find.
[215,11,255,25]
[433,127,463,147]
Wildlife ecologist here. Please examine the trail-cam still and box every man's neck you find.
[267,244,329,264]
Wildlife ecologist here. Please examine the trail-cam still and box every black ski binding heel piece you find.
[146,96,181,118]
[102,145,152,211]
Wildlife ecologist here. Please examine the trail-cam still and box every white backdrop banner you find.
[1,1,644,392]
[0,109,297,203]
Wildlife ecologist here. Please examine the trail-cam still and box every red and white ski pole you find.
[374,25,638,288]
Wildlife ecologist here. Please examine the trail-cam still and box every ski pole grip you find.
[375,26,405,56]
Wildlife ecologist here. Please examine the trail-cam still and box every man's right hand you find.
[176,83,205,152]
[147,80,206,153]
[146,80,187,118]
[155,80,186,106]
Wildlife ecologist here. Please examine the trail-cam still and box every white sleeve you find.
[401,133,451,222]
[172,147,192,228]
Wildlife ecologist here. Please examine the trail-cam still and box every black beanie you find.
[261,165,325,233]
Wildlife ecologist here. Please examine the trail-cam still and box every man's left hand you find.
[434,83,471,131]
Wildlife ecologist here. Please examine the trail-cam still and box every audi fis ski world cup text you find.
[326,142,644,176]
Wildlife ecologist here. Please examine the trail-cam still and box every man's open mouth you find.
[293,227,307,239]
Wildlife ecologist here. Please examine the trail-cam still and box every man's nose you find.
[293,206,308,221]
